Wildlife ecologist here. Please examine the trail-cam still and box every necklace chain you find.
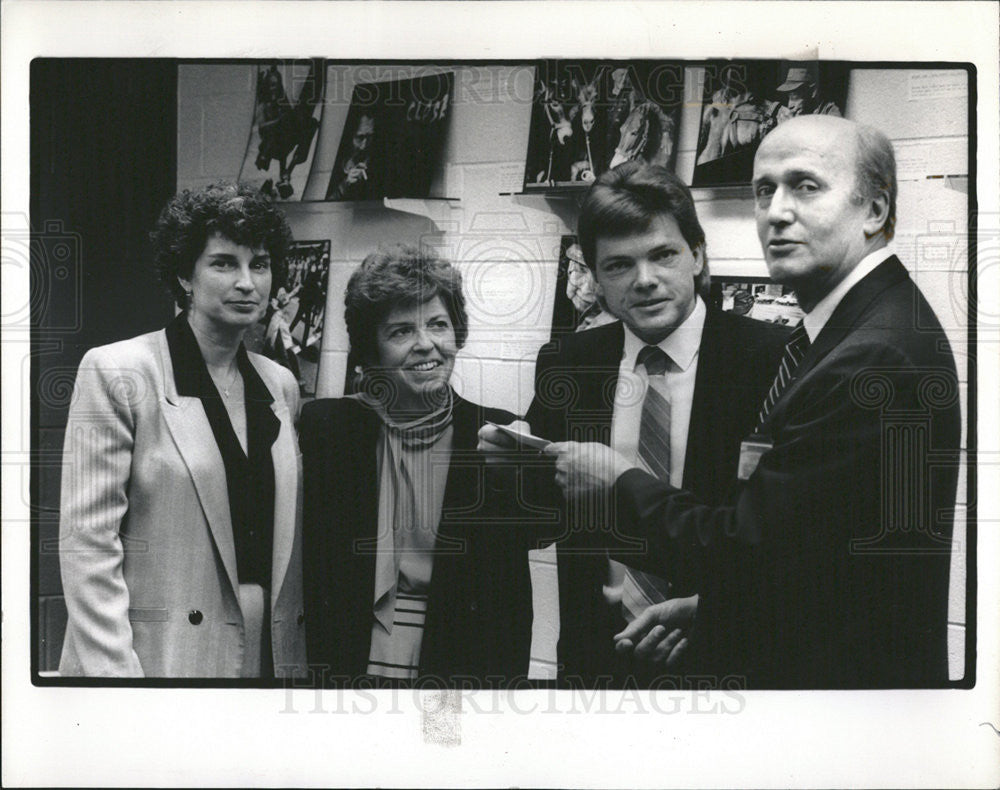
[211,364,240,399]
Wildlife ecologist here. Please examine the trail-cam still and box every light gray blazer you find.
[58,327,307,678]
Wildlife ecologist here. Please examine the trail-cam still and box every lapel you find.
[256,358,297,608]
[682,307,727,489]
[435,394,479,541]
[783,256,909,402]
[575,321,625,437]
[156,331,241,598]
[341,400,382,589]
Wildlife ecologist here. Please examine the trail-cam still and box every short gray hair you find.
[852,124,897,242]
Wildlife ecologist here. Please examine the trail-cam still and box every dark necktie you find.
[756,322,810,430]
[621,345,673,622]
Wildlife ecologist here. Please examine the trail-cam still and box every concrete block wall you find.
[177,63,970,681]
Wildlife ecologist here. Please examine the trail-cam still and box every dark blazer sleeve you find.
[299,398,380,679]
[615,340,906,566]
[297,399,330,674]
[611,337,957,686]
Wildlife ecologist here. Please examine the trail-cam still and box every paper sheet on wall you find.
[908,70,968,101]
[893,137,967,181]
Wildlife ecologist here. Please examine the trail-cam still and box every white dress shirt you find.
[802,246,895,342]
[604,296,706,603]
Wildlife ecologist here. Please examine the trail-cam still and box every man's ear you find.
[863,191,890,239]
[692,244,705,276]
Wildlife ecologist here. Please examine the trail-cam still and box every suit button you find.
[469,601,478,612]
[297,613,305,625]
[188,610,203,625]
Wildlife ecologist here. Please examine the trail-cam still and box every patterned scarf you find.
[353,387,454,450]
[351,388,455,639]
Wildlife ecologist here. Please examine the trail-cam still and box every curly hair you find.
[150,182,293,307]
[344,244,469,366]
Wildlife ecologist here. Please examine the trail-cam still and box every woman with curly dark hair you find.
[59,182,307,678]
[299,245,535,687]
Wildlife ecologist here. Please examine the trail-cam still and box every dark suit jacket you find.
[299,393,534,687]
[524,305,789,687]
[612,257,962,688]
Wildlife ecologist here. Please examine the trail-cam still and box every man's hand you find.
[477,420,532,458]
[345,162,367,185]
[614,595,699,670]
[543,441,635,497]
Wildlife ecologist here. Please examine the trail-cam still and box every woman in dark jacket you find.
[299,245,534,687]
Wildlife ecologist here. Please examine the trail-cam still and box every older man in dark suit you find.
[546,115,962,688]
[481,162,788,688]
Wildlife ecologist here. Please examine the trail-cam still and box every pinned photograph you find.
[708,276,804,326]
[247,239,331,397]
[550,234,617,337]
[692,60,850,186]
[523,61,683,189]
[324,72,454,201]
[238,58,326,200]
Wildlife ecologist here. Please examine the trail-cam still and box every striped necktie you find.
[756,322,810,430]
[621,345,673,622]
[636,346,671,481]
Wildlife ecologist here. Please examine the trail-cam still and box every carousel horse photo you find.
[695,64,776,166]
[608,97,676,171]
[568,68,605,182]
[532,76,580,184]
[532,67,608,185]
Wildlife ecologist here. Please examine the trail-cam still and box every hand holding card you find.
[482,421,552,451]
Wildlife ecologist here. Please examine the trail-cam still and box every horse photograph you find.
[522,61,682,189]
[692,60,851,186]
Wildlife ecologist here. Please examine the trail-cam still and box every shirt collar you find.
[165,312,273,404]
[801,246,894,343]
[621,296,706,372]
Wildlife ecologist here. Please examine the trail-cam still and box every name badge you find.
[738,434,773,481]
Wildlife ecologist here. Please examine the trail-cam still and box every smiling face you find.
[593,213,703,345]
[179,232,272,336]
[752,116,888,312]
[372,295,458,414]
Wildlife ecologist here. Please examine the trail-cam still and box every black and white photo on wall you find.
[238,58,326,200]
[523,61,683,189]
[323,71,454,201]
[245,239,331,397]
[692,60,850,187]
[708,275,804,326]
[550,234,618,338]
